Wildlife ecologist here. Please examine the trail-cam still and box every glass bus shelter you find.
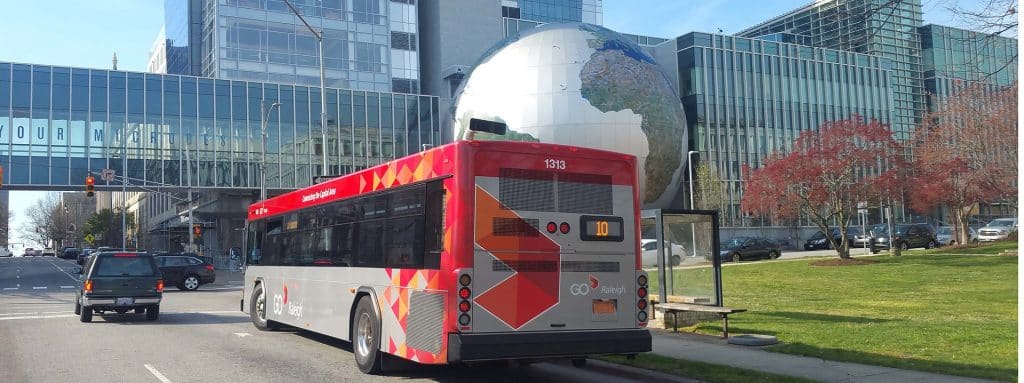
[641,209,722,306]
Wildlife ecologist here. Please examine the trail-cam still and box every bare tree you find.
[948,0,1018,36]
[19,193,61,248]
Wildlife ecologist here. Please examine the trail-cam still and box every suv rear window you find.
[94,257,158,277]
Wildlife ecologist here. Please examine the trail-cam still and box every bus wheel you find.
[353,297,382,374]
[571,358,587,367]
[250,284,278,331]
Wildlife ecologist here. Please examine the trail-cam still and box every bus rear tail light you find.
[546,222,557,233]
[636,272,649,327]
[83,279,93,293]
[559,222,570,234]
[156,279,165,293]
[456,270,473,329]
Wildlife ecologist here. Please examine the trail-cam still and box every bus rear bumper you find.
[447,329,651,362]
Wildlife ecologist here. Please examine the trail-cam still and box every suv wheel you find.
[899,242,909,251]
[769,250,780,259]
[79,305,93,323]
[146,305,160,321]
[926,240,936,249]
[182,275,201,291]
[74,296,81,315]
[732,253,742,263]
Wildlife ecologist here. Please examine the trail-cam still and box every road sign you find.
[101,169,115,182]
[84,233,94,244]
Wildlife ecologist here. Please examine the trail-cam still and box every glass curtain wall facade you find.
[920,24,1018,100]
[165,0,204,75]
[737,0,923,142]
[919,24,1018,222]
[0,61,439,190]
[192,0,419,94]
[676,32,894,226]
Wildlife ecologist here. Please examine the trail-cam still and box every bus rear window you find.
[94,257,158,277]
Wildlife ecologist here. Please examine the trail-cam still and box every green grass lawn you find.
[653,241,1018,381]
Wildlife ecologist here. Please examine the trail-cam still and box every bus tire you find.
[353,297,382,374]
[250,284,278,331]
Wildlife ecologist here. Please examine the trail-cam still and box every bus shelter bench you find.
[655,303,747,338]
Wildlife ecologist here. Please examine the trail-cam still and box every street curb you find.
[588,358,703,383]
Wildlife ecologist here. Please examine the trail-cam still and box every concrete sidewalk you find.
[649,330,1004,383]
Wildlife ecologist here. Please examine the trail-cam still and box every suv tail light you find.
[205,264,214,271]
[83,279,93,293]
[156,279,165,293]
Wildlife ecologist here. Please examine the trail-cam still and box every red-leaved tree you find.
[741,116,907,259]
[909,82,1018,244]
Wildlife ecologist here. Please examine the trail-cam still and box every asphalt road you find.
[0,257,683,383]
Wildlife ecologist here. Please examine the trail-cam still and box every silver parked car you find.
[936,226,978,246]
[978,218,1018,241]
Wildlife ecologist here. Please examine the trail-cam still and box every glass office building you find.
[160,0,420,93]
[0,61,439,191]
[920,24,1018,99]
[737,0,923,142]
[675,32,894,226]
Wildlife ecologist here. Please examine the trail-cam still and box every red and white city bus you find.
[242,140,651,373]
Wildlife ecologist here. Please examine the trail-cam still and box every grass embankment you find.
[642,241,1018,381]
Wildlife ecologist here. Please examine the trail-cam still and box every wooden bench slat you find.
[655,303,746,314]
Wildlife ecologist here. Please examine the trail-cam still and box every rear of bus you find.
[449,141,651,362]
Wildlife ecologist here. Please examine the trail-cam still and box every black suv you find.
[804,227,862,250]
[156,254,216,291]
[73,252,163,322]
[871,223,938,253]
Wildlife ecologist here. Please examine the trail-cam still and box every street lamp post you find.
[687,150,699,258]
[283,0,329,177]
[261,100,282,201]
[687,150,700,210]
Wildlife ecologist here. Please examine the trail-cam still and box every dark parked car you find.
[871,223,938,253]
[73,251,163,322]
[61,247,81,260]
[804,227,862,250]
[155,254,216,291]
[716,237,781,262]
[77,248,97,265]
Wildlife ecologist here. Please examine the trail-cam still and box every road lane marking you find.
[0,314,75,321]
[46,259,81,282]
[2,288,16,291]
[144,364,174,383]
[233,332,252,337]
[32,287,47,290]
[61,286,75,289]
[0,311,68,316]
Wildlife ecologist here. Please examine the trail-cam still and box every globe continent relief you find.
[451,23,688,208]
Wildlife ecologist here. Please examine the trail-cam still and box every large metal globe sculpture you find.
[451,23,688,208]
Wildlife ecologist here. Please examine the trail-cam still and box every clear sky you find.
[0,0,997,247]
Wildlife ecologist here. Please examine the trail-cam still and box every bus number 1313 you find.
[544,159,566,170]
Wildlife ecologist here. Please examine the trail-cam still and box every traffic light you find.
[85,174,95,197]
[193,225,202,238]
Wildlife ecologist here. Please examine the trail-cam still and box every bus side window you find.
[330,224,354,266]
[355,221,385,267]
[246,220,263,265]
[423,181,444,269]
